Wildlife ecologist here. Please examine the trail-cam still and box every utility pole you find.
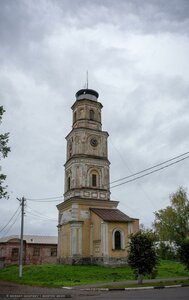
[17,197,26,278]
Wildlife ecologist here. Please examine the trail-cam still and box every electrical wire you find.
[26,196,63,202]
[0,210,21,237]
[26,205,57,221]
[110,151,189,184]
[111,155,189,189]
[0,206,20,233]
[25,151,189,200]
[25,210,57,222]
[109,136,157,210]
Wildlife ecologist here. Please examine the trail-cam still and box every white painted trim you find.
[101,222,105,256]
[112,228,125,250]
[105,222,109,256]
[128,222,133,235]
[78,224,82,255]
[101,222,109,256]
[90,224,94,256]
[70,223,83,256]
[70,227,73,256]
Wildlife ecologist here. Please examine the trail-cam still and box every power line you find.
[110,151,189,185]
[25,210,57,222]
[109,137,157,209]
[111,155,189,189]
[3,212,21,236]
[26,205,57,220]
[0,206,20,233]
[26,196,63,202]
[25,151,189,200]
[0,210,21,237]
[26,205,57,221]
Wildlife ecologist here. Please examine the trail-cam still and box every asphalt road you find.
[86,287,189,300]
[0,281,189,300]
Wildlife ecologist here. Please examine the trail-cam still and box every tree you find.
[128,230,159,284]
[153,187,189,245]
[178,239,189,270]
[157,241,177,261]
[0,106,10,199]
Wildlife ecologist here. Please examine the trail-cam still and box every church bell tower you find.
[64,89,110,202]
[57,88,139,265]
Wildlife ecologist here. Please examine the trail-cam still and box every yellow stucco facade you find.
[57,198,139,265]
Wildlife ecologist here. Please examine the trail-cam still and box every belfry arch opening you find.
[89,109,95,121]
[92,174,97,187]
[67,177,71,191]
[73,111,77,123]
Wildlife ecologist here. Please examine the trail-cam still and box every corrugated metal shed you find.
[0,235,57,244]
[90,208,134,222]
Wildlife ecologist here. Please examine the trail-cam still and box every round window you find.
[90,138,98,147]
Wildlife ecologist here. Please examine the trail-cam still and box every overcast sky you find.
[1,0,189,237]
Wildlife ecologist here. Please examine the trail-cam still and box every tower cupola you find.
[72,88,102,131]
[75,89,99,101]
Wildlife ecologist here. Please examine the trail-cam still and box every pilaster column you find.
[101,222,108,256]
[90,224,94,256]
[70,222,82,256]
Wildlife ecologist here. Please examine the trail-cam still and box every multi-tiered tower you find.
[64,89,110,202]
[57,89,139,265]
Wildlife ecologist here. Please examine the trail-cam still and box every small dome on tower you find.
[75,89,99,101]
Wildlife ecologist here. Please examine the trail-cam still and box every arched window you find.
[91,171,99,188]
[92,174,97,187]
[112,228,125,250]
[73,111,77,123]
[67,177,71,191]
[114,231,121,250]
[69,142,72,158]
[89,109,94,120]
[88,169,101,188]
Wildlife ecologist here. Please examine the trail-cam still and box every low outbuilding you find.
[0,235,57,268]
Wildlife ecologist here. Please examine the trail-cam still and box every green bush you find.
[178,239,189,270]
[158,242,177,260]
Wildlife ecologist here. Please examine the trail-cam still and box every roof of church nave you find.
[90,208,137,222]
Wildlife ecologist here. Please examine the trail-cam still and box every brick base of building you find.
[58,256,128,266]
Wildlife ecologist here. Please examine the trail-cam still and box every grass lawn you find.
[0,260,188,288]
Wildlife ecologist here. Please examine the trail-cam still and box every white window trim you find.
[112,228,125,250]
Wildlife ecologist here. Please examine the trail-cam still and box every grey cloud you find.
[0,74,21,109]
[0,0,60,48]
[1,0,189,57]
[167,119,189,148]
[55,0,189,34]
